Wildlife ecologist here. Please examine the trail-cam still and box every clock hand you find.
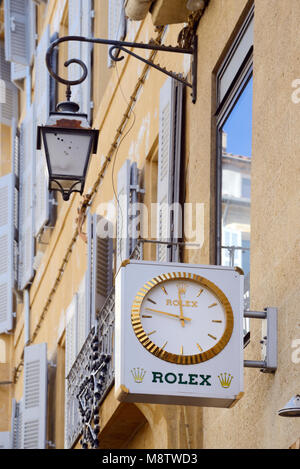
[177,287,185,328]
[145,308,191,322]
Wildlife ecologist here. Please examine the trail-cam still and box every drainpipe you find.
[125,0,153,21]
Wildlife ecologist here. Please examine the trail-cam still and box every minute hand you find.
[145,307,191,322]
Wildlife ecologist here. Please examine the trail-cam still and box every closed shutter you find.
[11,399,23,449]
[77,275,88,352]
[81,0,93,121]
[0,173,14,334]
[65,294,78,377]
[22,343,47,449]
[157,78,184,263]
[108,0,126,67]
[116,159,131,272]
[23,288,30,345]
[88,213,113,326]
[68,0,93,118]
[18,105,35,290]
[64,294,79,449]
[4,0,35,66]
[0,41,18,126]
[11,119,19,289]
[11,61,28,84]
[68,0,82,108]
[0,432,10,449]
[34,26,50,236]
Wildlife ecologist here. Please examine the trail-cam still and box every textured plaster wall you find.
[2,0,300,449]
[185,0,300,449]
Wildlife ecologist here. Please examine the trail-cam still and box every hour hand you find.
[145,308,191,322]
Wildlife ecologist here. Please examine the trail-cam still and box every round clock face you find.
[131,272,234,364]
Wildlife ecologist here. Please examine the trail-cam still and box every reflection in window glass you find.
[221,77,252,310]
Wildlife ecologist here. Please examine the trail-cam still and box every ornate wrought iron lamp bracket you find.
[45,35,198,103]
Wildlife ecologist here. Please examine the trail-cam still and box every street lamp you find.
[278,395,300,417]
[39,32,198,201]
[37,99,99,201]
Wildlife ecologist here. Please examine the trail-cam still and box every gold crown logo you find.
[131,367,146,384]
[177,284,187,295]
[218,372,234,389]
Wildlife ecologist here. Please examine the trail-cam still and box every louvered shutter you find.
[4,0,35,66]
[0,173,14,334]
[18,105,35,290]
[129,162,142,256]
[171,81,184,262]
[11,399,23,449]
[116,159,131,272]
[11,119,19,289]
[65,294,78,377]
[77,275,88,352]
[34,26,50,236]
[11,62,28,86]
[88,213,113,327]
[157,78,175,262]
[157,78,184,262]
[81,0,93,120]
[0,432,10,449]
[68,0,82,108]
[22,343,47,449]
[0,41,18,126]
[24,288,30,345]
[108,0,126,67]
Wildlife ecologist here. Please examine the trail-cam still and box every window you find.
[108,0,126,67]
[216,8,254,332]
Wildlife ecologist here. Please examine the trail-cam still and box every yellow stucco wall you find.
[0,0,299,450]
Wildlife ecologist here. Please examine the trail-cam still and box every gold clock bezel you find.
[131,272,234,365]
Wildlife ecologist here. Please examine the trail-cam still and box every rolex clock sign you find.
[115,261,244,408]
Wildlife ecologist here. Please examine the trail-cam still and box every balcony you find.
[65,243,143,449]
[65,289,115,449]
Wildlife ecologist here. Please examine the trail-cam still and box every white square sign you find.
[115,261,244,408]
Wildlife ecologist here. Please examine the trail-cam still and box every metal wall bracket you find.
[243,307,277,373]
[45,35,198,103]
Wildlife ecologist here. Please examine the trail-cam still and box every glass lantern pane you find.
[50,179,82,192]
[45,131,93,177]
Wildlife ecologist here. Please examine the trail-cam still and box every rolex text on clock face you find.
[131,272,234,365]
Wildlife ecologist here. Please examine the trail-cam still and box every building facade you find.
[0,0,299,449]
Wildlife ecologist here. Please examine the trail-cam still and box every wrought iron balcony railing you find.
[65,289,115,449]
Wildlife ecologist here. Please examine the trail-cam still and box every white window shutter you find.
[0,173,14,334]
[88,213,113,327]
[65,294,78,377]
[157,78,175,262]
[11,62,28,85]
[68,0,83,108]
[116,159,131,272]
[77,275,88,352]
[11,399,23,449]
[64,294,79,449]
[81,0,92,120]
[0,42,18,126]
[108,0,126,67]
[0,432,10,449]
[18,105,35,290]
[171,81,184,262]
[4,0,32,65]
[22,343,47,449]
[34,26,50,236]
[11,119,19,289]
[157,78,184,263]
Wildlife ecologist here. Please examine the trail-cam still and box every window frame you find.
[216,60,253,266]
[215,8,254,342]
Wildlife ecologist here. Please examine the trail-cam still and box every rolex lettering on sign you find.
[115,261,244,408]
